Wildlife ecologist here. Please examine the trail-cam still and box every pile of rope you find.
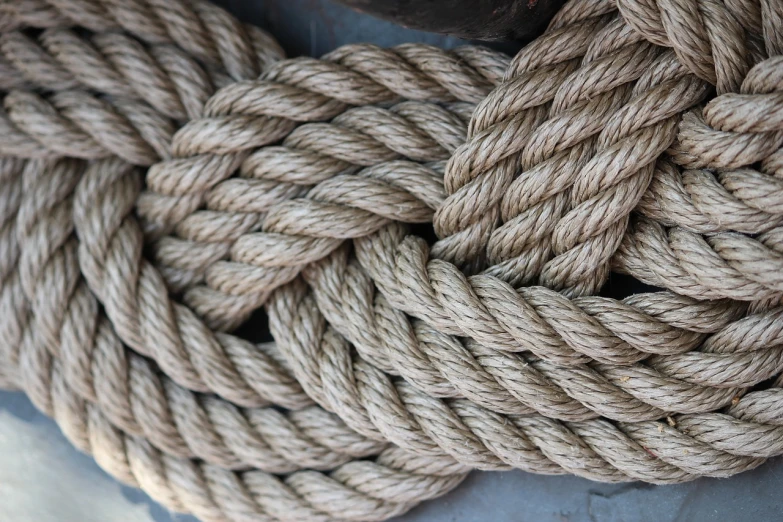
[0,0,781,519]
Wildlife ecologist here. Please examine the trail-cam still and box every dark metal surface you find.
[217,0,465,56]
[215,0,527,57]
[331,0,567,40]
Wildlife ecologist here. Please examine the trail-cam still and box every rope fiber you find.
[0,0,782,520]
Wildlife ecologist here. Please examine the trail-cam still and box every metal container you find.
[332,0,567,40]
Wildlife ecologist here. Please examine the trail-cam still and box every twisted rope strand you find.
[616,55,783,300]
[64,115,783,478]
[19,362,466,522]
[0,0,783,519]
[430,0,618,275]
[4,157,402,474]
[268,274,783,481]
[43,0,782,428]
[434,0,768,296]
[0,155,467,521]
[0,0,284,80]
[616,0,761,93]
[0,157,27,389]
[299,241,748,421]
[0,27,218,119]
[1,88,176,163]
[0,13,283,164]
[0,1,471,519]
[138,43,508,241]
[152,101,468,330]
[348,221,783,394]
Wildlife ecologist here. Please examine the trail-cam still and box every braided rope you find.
[0,0,782,520]
[436,0,759,295]
[618,55,783,300]
[138,43,507,239]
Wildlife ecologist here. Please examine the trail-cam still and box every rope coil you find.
[0,0,782,520]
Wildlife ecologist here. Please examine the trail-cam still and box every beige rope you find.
[0,157,470,522]
[0,8,473,519]
[2,27,472,520]
[138,43,507,241]
[1,0,783,520]
[0,28,220,118]
[0,0,284,80]
[152,104,470,330]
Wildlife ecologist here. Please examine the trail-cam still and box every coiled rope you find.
[0,0,782,520]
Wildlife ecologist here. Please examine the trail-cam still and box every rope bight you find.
[0,0,782,520]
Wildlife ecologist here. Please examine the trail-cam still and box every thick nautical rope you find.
[0,6,475,519]
[139,0,779,335]
[0,0,284,81]
[137,0,782,370]
[0,157,469,522]
[617,56,783,300]
[434,0,765,295]
[0,5,468,520]
[7,146,783,504]
[134,0,783,473]
[1,0,783,520]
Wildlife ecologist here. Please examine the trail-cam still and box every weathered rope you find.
[1,0,782,520]
[0,0,284,81]
[0,7,478,519]
[0,157,469,522]
[0,27,223,118]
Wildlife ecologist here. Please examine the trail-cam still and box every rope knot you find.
[671,55,783,170]
[434,1,710,296]
[616,0,762,93]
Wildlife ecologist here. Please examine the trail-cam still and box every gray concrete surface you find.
[2,2,782,521]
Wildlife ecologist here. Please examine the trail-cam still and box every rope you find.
[0,157,468,522]
[0,0,782,520]
[0,0,284,80]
